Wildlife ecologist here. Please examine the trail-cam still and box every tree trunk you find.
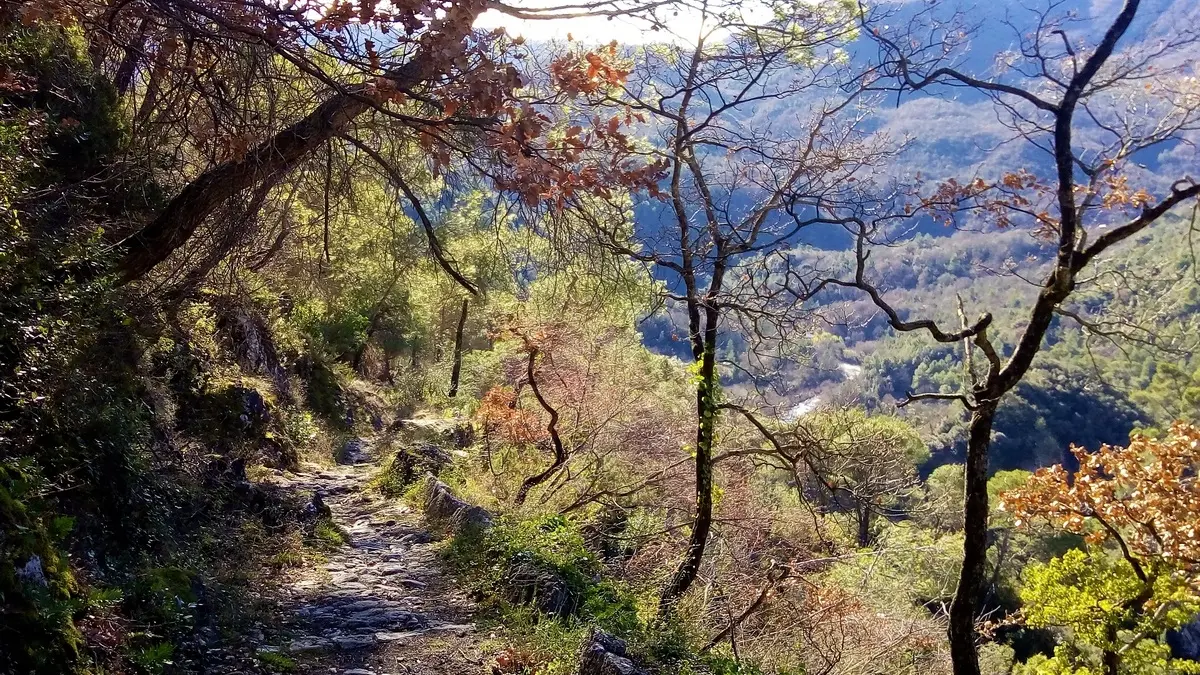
[514,345,567,506]
[659,335,718,612]
[857,505,872,548]
[1102,647,1119,675]
[115,53,436,284]
[947,401,997,675]
[113,19,147,96]
[448,298,468,397]
[1102,619,1121,675]
[988,527,1012,597]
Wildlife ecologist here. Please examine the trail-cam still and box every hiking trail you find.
[256,427,487,675]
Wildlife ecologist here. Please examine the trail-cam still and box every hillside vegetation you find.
[2,1,1200,675]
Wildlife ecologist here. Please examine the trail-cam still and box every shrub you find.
[309,516,349,551]
[0,464,85,673]
[443,514,668,668]
[126,641,174,675]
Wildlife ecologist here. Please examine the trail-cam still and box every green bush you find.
[180,381,273,449]
[446,514,604,598]
[0,464,85,674]
[119,564,199,648]
[369,451,414,497]
[701,654,766,675]
[299,355,351,429]
[308,516,350,551]
[443,514,679,669]
[126,641,174,675]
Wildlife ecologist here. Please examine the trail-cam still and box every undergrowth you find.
[309,516,350,551]
[441,513,709,674]
[255,650,298,672]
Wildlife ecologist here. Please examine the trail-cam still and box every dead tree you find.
[448,298,470,397]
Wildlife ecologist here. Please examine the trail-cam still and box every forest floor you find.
[242,436,489,675]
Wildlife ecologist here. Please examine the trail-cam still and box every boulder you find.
[15,555,47,588]
[300,492,332,521]
[450,421,475,449]
[582,508,635,562]
[238,387,271,427]
[219,304,292,403]
[391,443,452,486]
[339,438,370,465]
[400,417,474,447]
[579,629,648,675]
[503,556,577,617]
[423,475,492,532]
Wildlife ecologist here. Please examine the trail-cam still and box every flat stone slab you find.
[286,637,333,654]
[332,634,376,650]
[374,630,424,642]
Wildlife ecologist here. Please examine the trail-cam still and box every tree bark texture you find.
[947,401,997,675]
[659,333,718,611]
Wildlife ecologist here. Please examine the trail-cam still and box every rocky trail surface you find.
[257,437,487,675]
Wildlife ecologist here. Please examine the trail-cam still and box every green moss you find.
[370,446,448,497]
[401,474,434,508]
[368,453,411,497]
[269,550,305,569]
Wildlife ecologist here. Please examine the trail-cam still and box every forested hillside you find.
[2,0,1199,674]
[695,218,1200,472]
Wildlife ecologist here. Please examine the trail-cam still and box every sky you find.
[473,9,700,44]
[472,0,1200,47]
[472,0,774,45]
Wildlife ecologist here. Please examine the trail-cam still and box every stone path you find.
[262,448,487,675]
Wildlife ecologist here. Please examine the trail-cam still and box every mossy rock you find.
[580,629,650,675]
[382,444,451,494]
[424,476,493,533]
[185,383,273,443]
[502,554,580,617]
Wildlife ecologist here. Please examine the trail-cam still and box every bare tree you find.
[551,0,896,611]
[448,298,470,397]
[813,2,1200,672]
